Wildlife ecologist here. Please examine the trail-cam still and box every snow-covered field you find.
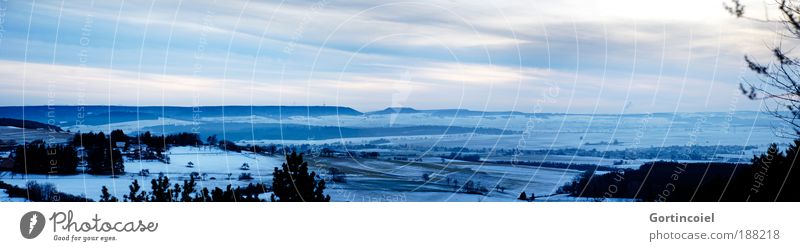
[0,147,283,200]
[310,156,583,202]
[66,118,196,133]
[0,126,73,144]
[0,146,588,202]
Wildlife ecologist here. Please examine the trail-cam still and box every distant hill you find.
[366,107,531,117]
[367,107,422,115]
[366,107,532,117]
[0,118,63,132]
[0,105,538,127]
[426,109,529,117]
[0,106,363,126]
[145,123,518,141]
[0,106,769,129]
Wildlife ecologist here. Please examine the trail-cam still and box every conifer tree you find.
[124,179,147,202]
[99,186,118,202]
[150,175,172,202]
[181,176,197,202]
[271,152,330,202]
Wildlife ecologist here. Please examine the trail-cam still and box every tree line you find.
[11,130,207,175]
[558,142,800,201]
[70,131,124,174]
[100,175,268,202]
[0,180,91,202]
[12,140,79,174]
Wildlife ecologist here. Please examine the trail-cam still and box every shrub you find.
[238,172,254,180]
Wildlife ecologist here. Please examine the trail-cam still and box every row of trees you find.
[444,152,481,162]
[70,132,124,174]
[12,130,204,175]
[11,140,79,174]
[10,133,124,175]
[122,131,202,152]
[66,130,205,173]
[100,175,268,202]
[0,181,91,202]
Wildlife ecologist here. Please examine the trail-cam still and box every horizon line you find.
[0,104,767,116]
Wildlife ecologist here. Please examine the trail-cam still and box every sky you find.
[0,0,788,113]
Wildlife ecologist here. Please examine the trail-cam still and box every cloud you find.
[0,0,787,113]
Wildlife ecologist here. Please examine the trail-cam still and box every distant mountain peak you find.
[368,107,421,115]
